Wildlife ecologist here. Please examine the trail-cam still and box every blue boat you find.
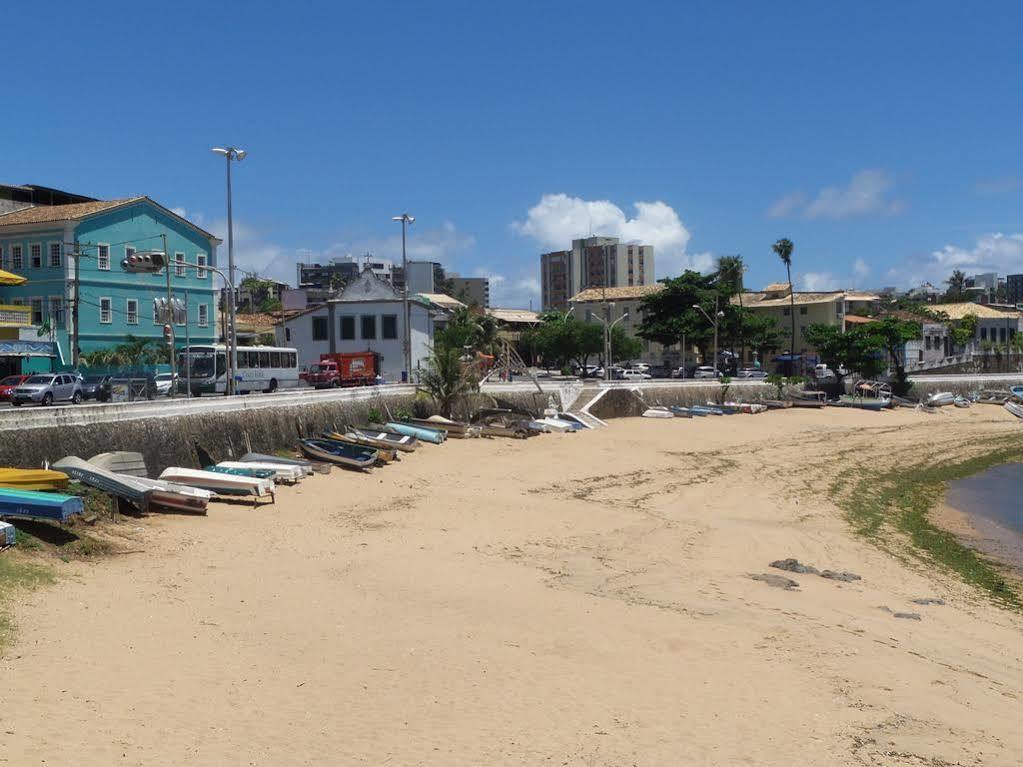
[0,487,84,523]
[691,405,725,416]
[299,438,377,469]
[669,406,694,418]
[379,421,447,444]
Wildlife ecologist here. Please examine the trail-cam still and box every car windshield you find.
[1,376,24,385]
[155,374,173,381]
[26,376,53,384]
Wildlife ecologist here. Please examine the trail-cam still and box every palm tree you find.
[419,345,476,417]
[716,255,745,364]
[772,238,797,373]
[945,269,968,301]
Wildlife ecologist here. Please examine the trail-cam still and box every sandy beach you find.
[2,406,1023,766]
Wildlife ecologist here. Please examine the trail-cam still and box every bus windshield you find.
[180,352,225,379]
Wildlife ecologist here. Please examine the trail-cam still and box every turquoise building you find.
[0,197,220,373]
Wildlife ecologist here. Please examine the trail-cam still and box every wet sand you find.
[2,406,1023,765]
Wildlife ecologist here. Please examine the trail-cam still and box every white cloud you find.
[768,169,905,220]
[888,232,1023,288]
[470,268,541,309]
[512,193,704,278]
[852,257,870,280]
[799,272,840,291]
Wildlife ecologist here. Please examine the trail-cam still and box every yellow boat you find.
[0,468,71,491]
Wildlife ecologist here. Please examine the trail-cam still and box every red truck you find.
[301,352,380,388]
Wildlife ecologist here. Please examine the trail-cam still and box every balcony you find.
[0,304,32,328]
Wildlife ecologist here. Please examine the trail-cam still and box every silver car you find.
[11,373,84,406]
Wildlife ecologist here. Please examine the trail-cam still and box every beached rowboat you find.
[1005,401,1023,420]
[0,487,84,523]
[323,432,399,462]
[0,468,70,492]
[158,467,275,499]
[53,456,152,509]
[375,422,446,444]
[298,439,377,470]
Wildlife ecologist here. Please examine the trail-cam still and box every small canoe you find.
[669,406,694,418]
[217,461,306,482]
[926,392,956,407]
[348,427,419,452]
[206,464,278,481]
[691,405,725,416]
[88,451,148,477]
[953,396,971,408]
[298,439,377,470]
[375,422,446,444]
[323,432,399,462]
[0,468,70,492]
[128,476,212,515]
[52,456,152,509]
[158,467,275,498]
[642,408,674,419]
[0,487,84,524]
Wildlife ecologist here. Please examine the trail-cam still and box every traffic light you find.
[122,250,166,272]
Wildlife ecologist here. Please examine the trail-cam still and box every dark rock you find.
[893,612,922,620]
[769,558,819,575]
[910,598,945,606]
[750,573,800,590]
[820,570,862,582]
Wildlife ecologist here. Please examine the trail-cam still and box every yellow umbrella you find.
[0,268,26,286]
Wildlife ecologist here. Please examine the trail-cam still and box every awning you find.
[0,269,26,286]
[0,340,57,357]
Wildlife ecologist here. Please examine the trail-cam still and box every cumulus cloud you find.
[799,272,841,291]
[852,257,870,280]
[768,169,905,220]
[888,232,1023,288]
[512,193,706,278]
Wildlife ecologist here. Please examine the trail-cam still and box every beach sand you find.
[2,406,1023,765]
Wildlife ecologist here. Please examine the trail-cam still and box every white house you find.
[277,268,437,382]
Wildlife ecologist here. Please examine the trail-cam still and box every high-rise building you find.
[446,274,490,308]
[1006,274,1023,306]
[540,236,654,311]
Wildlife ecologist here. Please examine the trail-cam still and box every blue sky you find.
[5,1,1022,306]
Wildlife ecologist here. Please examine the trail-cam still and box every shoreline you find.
[931,497,1023,582]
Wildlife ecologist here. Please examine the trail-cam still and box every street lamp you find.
[693,299,725,376]
[392,213,415,381]
[211,146,246,394]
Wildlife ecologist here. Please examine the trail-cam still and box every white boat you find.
[536,417,580,432]
[553,412,593,429]
[128,475,212,514]
[1005,401,1023,420]
[218,460,306,483]
[642,407,674,419]
[158,467,275,499]
[953,396,971,408]
[926,392,956,407]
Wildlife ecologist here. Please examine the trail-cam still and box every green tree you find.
[435,307,500,355]
[637,271,716,365]
[715,255,746,359]
[772,238,797,367]
[419,345,477,417]
[944,269,968,302]
[610,324,643,363]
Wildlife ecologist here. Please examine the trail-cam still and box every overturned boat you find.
[0,487,84,524]
[298,438,377,470]
[158,467,275,500]
[0,468,70,492]
[53,456,153,511]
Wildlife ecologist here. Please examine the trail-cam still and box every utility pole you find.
[163,233,177,398]
[392,213,415,381]
[184,289,191,398]
[71,240,80,369]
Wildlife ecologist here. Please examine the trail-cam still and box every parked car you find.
[10,373,83,406]
[0,374,30,401]
[692,366,721,379]
[154,373,177,396]
[619,368,652,380]
[737,368,768,379]
[81,374,112,400]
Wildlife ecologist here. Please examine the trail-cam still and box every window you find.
[11,245,22,270]
[49,242,62,268]
[258,351,270,368]
[198,304,209,327]
[925,336,932,350]
[1000,327,1007,343]
[49,296,64,327]
[100,297,112,324]
[783,307,791,316]
[285,327,292,342]
[980,327,988,341]
[30,244,42,268]
[361,315,377,340]
[196,253,208,279]
[382,314,398,339]
[340,315,355,340]
[126,299,139,325]
[270,351,281,367]
[175,252,185,277]
[312,316,328,341]
[96,244,111,270]
[31,298,43,325]
[799,306,808,315]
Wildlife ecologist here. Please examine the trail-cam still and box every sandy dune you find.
[2,407,1022,765]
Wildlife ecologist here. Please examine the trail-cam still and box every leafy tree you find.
[419,345,477,417]
[610,325,643,363]
[435,307,500,355]
[637,271,716,363]
[715,255,746,358]
[80,334,168,369]
[803,318,921,394]
[944,269,968,302]
[772,238,797,366]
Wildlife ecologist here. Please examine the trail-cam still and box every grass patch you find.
[0,554,56,649]
[831,435,1023,609]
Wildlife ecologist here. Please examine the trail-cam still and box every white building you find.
[541,236,655,311]
[277,268,437,382]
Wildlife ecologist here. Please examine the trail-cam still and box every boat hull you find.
[0,487,84,523]
[52,456,152,508]
[158,467,275,498]
[298,439,377,470]
[378,422,446,444]
[0,468,70,492]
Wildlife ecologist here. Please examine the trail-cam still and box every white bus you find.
[178,344,301,395]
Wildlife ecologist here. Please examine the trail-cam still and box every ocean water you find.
[946,463,1023,539]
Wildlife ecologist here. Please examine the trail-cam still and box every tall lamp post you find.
[693,297,725,377]
[211,146,246,394]
[392,213,415,381]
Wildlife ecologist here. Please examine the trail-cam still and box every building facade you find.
[1006,274,1023,307]
[446,274,490,308]
[0,197,219,370]
[541,236,654,311]
[296,254,396,304]
[569,284,669,365]
[277,268,436,381]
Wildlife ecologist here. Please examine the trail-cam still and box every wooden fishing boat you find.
[470,409,536,438]
[0,487,84,524]
[762,399,793,409]
[975,389,1011,405]
[837,395,890,411]
[0,468,70,492]
[409,416,470,436]
[298,439,377,470]
[53,456,153,510]
[128,476,212,515]
[323,432,399,462]
[217,461,306,483]
[691,405,725,416]
[158,467,275,499]
[1005,400,1023,419]
[239,452,331,474]
[373,422,446,444]
[347,427,419,452]
[668,406,694,418]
